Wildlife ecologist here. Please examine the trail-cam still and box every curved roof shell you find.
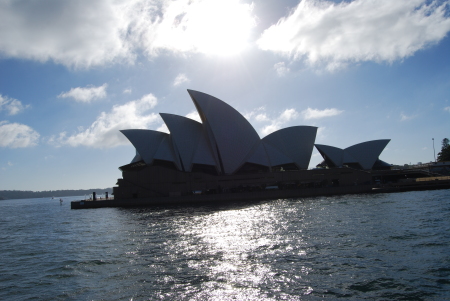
[343,151,358,164]
[120,90,391,174]
[261,141,295,167]
[262,126,317,169]
[153,135,181,169]
[245,141,271,167]
[160,113,215,172]
[187,89,261,174]
[315,144,344,167]
[315,139,390,170]
[191,130,217,168]
[131,151,142,163]
[120,129,166,165]
[345,139,390,170]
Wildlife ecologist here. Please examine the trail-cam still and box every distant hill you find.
[0,188,113,200]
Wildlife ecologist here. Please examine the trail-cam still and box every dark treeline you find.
[0,188,113,200]
[437,138,450,162]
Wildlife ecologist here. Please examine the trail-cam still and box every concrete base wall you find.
[73,184,373,209]
[113,166,372,200]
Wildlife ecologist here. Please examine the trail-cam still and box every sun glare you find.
[170,0,256,56]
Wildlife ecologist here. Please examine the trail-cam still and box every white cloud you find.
[444,106,450,112]
[400,112,417,121]
[316,126,327,140]
[8,161,13,166]
[0,121,40,148]
[0,94,29,115]
[257,0,450,70]
[173,73,190,86]
[58,84,108,103]
[301,107,343,120]
[53,93,159,148]
[274,62,290,77]
[244,106,265,120]
[0,0,133,68]
[245,107,300,136]
[247,106,339,136]
[279,108,299,121]
[123,88,132,94]
[260,123,280,137]
[156,123,169,133]
[0,0,256,68]
[260,108,299,136]
[185,110,201,122]
[139,0,256,56]
[255,113,269,122]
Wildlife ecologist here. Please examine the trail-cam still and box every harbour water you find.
[0,190,449,300]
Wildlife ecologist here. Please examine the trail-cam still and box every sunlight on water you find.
[157,202,323,300]
[0,191,449,300]
[183,207,280,299]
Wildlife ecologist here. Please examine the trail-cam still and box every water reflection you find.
[180,205,277,299]
[106,191,450,300]
[2,191,449,300]
[126,200,312,300]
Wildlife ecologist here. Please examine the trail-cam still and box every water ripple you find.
[0,191,449,300]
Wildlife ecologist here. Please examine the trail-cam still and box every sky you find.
[1,0,450,191]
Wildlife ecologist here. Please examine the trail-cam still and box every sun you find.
[176,0,256,56]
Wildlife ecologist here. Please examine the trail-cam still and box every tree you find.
[437,138,450,162]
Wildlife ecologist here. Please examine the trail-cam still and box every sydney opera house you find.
[113,90,390,200]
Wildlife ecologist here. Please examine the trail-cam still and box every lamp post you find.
[432,138,436,163]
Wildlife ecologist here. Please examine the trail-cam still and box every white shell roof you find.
[191,132,217,168]
[345,139,390,170]
[153,135,181,169]
[188,89,261,174]
[131,151,142,163]
[262,141,294,167]
[160,113,215,171]
[342,151,358,164]
[246,141,271,167]
[120,129,166,165]
[119,90,390,173]
[315,144,344,167]
[262,126,317,169]
[315,139,390,169]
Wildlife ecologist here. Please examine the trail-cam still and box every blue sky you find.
[1,0,450,191]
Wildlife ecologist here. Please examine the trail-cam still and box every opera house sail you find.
[113,90,390,201]
[315,140,391,170]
